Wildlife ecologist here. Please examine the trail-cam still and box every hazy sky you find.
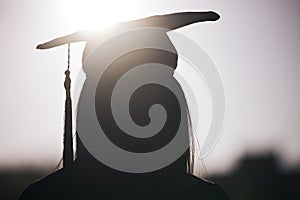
[1,0,299,174]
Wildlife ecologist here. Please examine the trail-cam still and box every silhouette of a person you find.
[20,11,230,200]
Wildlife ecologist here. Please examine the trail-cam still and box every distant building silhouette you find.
[212,153,300,200]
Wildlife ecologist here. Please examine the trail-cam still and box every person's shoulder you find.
[19,168,67,200]
[182,174,231,199]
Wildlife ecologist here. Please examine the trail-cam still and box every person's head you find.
[75,26,193,175]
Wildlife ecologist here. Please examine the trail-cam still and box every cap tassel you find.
[63,43,74,168]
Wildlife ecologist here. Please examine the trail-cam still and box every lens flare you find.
[60,0,139,30]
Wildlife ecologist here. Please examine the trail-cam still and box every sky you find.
[0,0,300,175]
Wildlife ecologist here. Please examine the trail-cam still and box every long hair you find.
[58,42,208,177]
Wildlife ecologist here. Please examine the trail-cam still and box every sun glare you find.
[61,0,139,30]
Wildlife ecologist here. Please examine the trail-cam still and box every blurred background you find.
[1,0,299,199]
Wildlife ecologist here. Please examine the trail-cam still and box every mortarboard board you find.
[36,11,220,54]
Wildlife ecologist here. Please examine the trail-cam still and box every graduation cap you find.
[37,11,220,55]
[37,11,220,169]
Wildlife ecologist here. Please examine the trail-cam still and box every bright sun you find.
[61,0,139,30]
